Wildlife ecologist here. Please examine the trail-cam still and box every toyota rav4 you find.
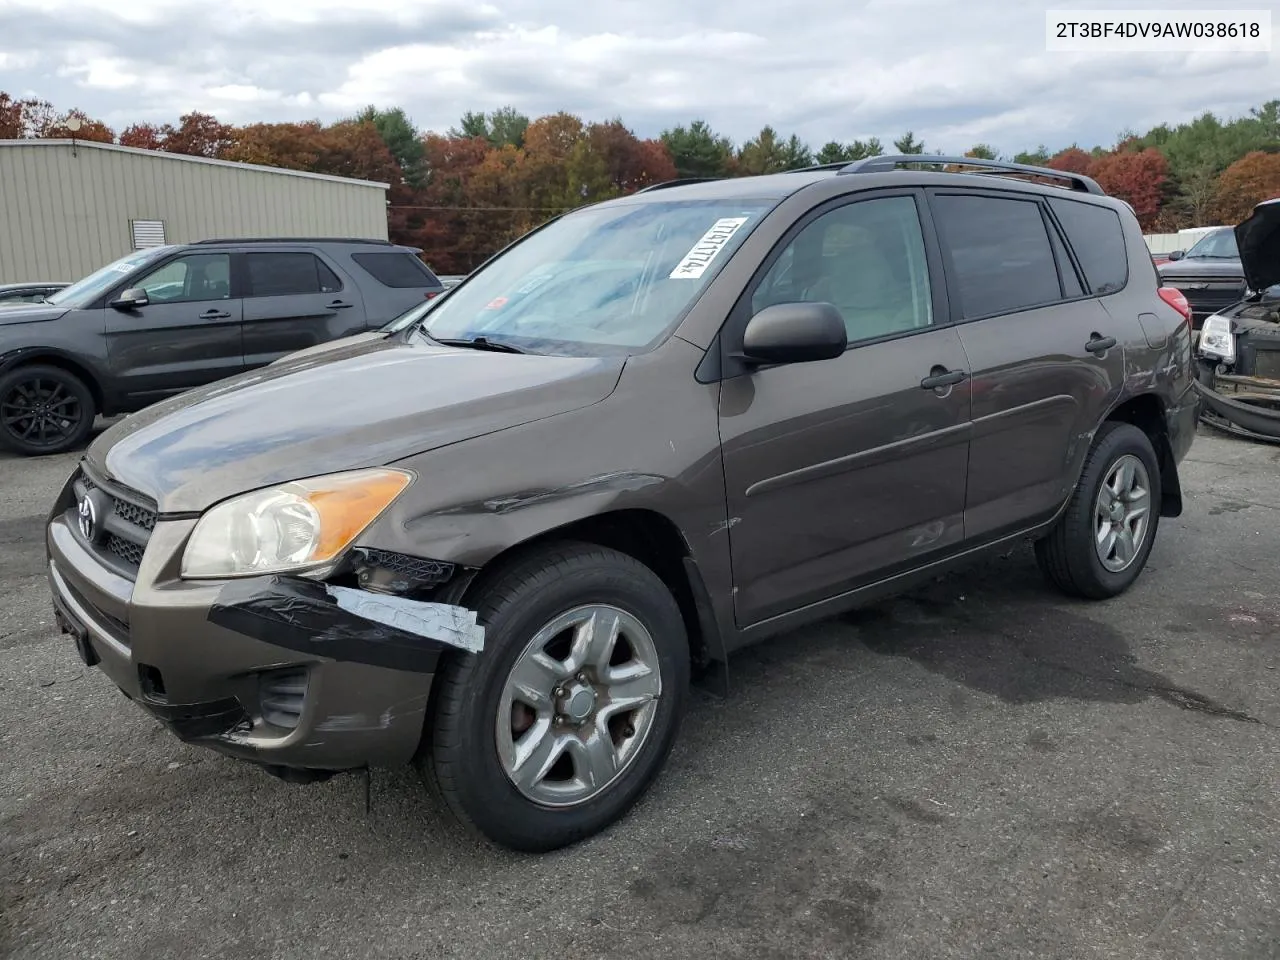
[47,156,1198,852]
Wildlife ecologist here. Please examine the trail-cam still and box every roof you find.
[605,155,1108,207]
[0,138,391,190]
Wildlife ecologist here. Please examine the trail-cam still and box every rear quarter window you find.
[351,252,441,288]
[1048,198,1129,295]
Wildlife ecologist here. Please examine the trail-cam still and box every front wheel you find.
[424,543,690,851]
[0,364,97,456]
[1035,421,1162,600]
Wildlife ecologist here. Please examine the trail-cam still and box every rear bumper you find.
[47,514,443,771]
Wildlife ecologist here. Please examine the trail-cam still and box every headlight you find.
[1198,314,1235,362]
[181,468,412,579]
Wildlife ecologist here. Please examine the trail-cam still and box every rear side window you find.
[245,253,343,297]
[351,252,441,288]
[1048,198,1129,295]
[932,194,1062,320]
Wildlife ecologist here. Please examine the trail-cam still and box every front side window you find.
[245,253,343,298]
[932,194,1062,320]
[136,254,232,304]
[751,195,934,343]
[422,197,777,356]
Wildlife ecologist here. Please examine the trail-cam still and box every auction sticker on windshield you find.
[669,217,751,280]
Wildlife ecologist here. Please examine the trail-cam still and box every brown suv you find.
[46,156,1198,852]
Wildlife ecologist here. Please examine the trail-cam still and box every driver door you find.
[104,252,246,408]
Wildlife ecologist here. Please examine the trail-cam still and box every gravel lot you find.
[3,428,1278,960]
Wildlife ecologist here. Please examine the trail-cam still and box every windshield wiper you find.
[430,335,529,354]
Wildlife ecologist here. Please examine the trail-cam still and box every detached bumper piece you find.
[132,693,250,741]
[206,575,484,675]
[1192,377,1280,444]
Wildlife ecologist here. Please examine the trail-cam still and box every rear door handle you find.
[1085,334,1117,354]
[200,309,231,320]
[328,300,353,309]
[920,367,968,390]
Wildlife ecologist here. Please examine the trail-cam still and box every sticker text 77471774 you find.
[669,217,751,280]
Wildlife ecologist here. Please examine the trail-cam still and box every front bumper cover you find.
[1193,368,1280,444]
[47,513,480,771]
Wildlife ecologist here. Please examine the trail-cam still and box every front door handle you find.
[920,367,968,390]
[1085,334,1117,354]
[200,309,231,320]
[328,300,353,309]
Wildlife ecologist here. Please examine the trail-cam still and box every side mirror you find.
[109,287,149,310]
[739,302,847,365]
[1168,250,1185,261]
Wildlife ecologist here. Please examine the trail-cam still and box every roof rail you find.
[838,155,1105,195]
[636,177,724,193]
[784,161,856,174]
[189,237,397,246]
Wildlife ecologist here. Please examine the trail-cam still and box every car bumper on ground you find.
[1192,364,1280,444]
[46,513,443,774]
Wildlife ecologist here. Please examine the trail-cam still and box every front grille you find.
[107,534,145,567]
[72,466,158,579]
[260,668,309,729]
[1253,350,1280,381]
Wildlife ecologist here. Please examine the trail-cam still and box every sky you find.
[0,0,1275,156]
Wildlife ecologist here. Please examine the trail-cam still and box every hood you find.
[269,330,388,365]
[0,304,68,326]
[1157,257,1243,280]
[88,334,625,513]
[1236,198,1280,293]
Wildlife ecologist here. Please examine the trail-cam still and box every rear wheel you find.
[425,542,690,851]
[1035,421,1161,600]
[0,365,97,456]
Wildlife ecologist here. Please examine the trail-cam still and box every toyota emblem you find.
[77,495,97,541]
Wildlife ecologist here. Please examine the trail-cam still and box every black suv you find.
[0,238,444,455]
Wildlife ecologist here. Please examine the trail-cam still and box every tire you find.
[1035,421,1162,600]
[0,364,97,456]
[424,542,690,852]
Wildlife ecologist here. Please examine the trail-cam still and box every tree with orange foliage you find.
[1211,151,1280,224]
[1047,147,1095,175]
[42,109,114,142]
[1090,148,1169,228]
[161,112,238,157]
[118,123,165,150]
[0,93,56,138]
[221,122,328,170]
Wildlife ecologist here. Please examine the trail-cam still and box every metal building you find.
[0,139,390,284]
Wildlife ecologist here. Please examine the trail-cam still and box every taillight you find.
[1158,286,1192,323]
[425,291,439,299]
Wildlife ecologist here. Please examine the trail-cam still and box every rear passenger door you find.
[239,251,367,368]
[929,190,1126,543]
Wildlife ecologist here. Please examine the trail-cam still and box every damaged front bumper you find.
[1194,363,1280,444]
[47,513,482,773]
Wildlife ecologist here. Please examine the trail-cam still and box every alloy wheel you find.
[496,604,663,808]
[1093,454,1151,573]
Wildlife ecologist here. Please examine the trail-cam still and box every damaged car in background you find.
[47,156,1196,853]
[1194,198,1280,443]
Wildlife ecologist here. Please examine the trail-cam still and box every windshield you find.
[1185,229,1239,259]
[46,247,173,307]
[422,198,777,355]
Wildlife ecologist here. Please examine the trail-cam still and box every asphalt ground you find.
[2,427,1278,960]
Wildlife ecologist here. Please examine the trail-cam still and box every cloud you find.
[0,0,1274,155]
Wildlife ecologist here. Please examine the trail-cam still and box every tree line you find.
[3,92,1278,274]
